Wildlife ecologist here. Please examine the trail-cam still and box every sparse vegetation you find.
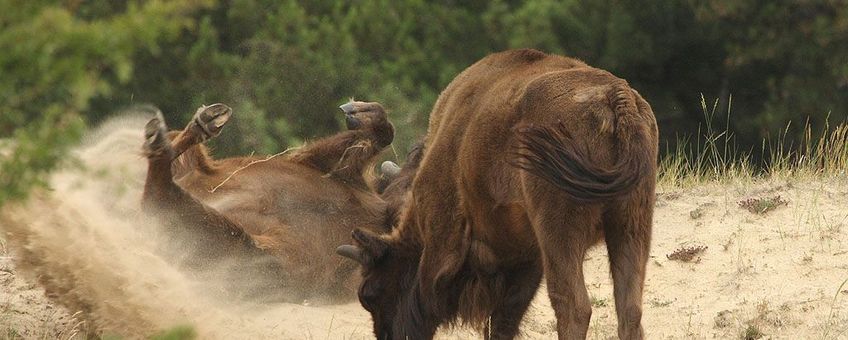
[648,298,674,308]
[590,296,609,308]
[741,324,764,340]
[667,245,708,262]
[689,206,704,219]
[658,97,848,188]
[715,310,734,328]
[738,195,789,215]
[822,278,848,340]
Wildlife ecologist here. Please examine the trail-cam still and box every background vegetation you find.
[1,0,847,204]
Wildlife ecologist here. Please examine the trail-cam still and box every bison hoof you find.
[339,101,388,131]
[143,113,170,157]
[345,114,362,130]
[192,103,232,140]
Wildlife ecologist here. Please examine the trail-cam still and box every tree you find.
[0,0,213,204]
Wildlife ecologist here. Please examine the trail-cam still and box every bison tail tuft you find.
[511,86,653,202]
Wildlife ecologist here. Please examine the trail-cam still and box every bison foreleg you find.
[486,262,543,340]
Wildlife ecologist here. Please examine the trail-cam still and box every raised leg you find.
[603,190,652,340]
[142,113,292,301]
[289,101,394,188]
[486,261,543,340]
[141,116,261,260]
[161,104,232,178]
[169,103,232,157]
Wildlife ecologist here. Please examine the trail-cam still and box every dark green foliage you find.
[1,0,846,204]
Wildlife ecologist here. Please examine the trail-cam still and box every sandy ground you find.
[0,257,80,339]
[1,117,847,339]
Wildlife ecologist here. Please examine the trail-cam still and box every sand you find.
[1,116,847,339]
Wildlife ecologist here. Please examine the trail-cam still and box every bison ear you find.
[352,228,389,266]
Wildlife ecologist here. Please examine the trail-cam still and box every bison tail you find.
[511,85,654,203]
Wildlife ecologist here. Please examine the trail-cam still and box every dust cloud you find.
[0,114,371,339]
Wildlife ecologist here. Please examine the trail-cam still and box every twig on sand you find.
[208,147,299,193]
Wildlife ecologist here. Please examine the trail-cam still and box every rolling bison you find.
[141,101,399,303]
[337,49,659,339]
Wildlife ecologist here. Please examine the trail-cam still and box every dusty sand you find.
[1,116,847,339]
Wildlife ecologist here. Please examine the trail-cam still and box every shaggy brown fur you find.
[141,101,395,303]
[338,49,658,339]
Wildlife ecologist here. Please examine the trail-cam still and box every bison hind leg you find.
[169,104,233,158]
[143,114,173,159]
[189,103,232,142]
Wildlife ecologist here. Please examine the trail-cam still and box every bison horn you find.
[336,244,364,264]
[381,161,401,178]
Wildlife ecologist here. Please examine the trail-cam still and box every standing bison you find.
[141,101,397,303]
[337,49,659,339]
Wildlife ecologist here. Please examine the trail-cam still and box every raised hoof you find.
[338,101,387,131]
[143,113,170,157]
[192,103,233,140]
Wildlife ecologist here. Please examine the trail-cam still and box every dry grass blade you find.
[208,147,299,193]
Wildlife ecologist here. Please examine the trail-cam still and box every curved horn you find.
[381,161,401,178]
[336,244,364,264]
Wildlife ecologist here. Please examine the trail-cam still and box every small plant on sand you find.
[822,278,848,339]
[738,195,788,215]
[590,295,608,307]
[648,297,674,307]
[690,206,705,219]
[741,324,764,340]
[667,245,708,262]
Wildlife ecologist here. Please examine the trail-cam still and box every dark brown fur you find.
[340,49,658,339]
[141,101,394,303]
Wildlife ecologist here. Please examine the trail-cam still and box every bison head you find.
[336,228,419,339]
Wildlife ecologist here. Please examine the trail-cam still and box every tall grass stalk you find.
[658,96,848,188]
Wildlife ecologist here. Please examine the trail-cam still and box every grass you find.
[821,278,848,340]
[658,95,848,188]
